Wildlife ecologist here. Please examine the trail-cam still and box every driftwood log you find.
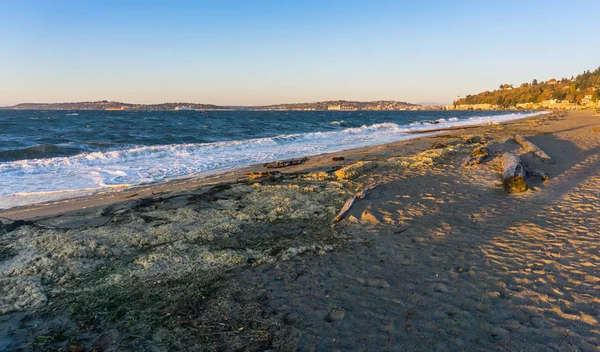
[463,146,490,167]
[514,135,553,164]
[263,157,308,169]
[334,184,379,222]
[525,166,548,181]
[502,153,528,193]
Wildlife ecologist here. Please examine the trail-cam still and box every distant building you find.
[327,104,341,110]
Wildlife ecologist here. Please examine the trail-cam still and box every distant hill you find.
[454,67,600,109]
[8,101,230,111]
[5,100,430,111]
[251,100,425,111]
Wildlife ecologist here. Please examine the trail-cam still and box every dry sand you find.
[1,110,600,351]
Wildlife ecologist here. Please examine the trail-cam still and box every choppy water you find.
[0,109,544,208]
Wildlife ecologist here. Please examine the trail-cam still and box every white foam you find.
[0,111,547,209]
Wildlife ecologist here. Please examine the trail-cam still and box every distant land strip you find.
[1,100,434,111]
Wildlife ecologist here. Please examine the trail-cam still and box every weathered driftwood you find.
[333,196,358,223]
[524,165,549,181]
[463,146,489,167]
[334,184,379,222]
[245,171,282,180]
[356,184,379,200]
[263,157,308,169]
[529,169,549,181]
[502,153,528,193]
[514,135,553,164]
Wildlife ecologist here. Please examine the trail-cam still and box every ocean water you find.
[0,110,545,209]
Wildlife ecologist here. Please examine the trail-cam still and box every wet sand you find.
[1,110,600,351]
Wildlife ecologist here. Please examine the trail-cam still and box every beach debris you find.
[592,127,600,133]
[464,135,484,144]
[463,146,490,167]
[391,224,409,234]
[455,266,470,273]
[429,142,447,150]
[366,278,390,289]
[263,157,308,169]
[283,312,302,326]
[356,184,379,200]
[526,167,549,181]
[245,171,282,180]
[334,184,379,222]
[432,283,449,293]
[514,134,553,164]
[501,153,528,193]
[332,156,345,161]
[334,161,378,180]
[325,307,346,322]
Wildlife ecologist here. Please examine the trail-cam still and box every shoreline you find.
[2,110,600,351]
[0,111,550,220]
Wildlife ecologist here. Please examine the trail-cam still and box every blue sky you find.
[1,0,599,106]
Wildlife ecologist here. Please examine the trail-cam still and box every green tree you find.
[532,79,538,85]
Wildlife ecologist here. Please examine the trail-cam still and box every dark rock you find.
[0,219,28,233]
[332,156,345,161]
[455,266,470,273]
[325,307,345,322]
[283,312,302,326]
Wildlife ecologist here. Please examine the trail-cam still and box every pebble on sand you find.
[325,307,346,322]
[432,283,449,293]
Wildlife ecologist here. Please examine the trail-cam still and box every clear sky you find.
[1,0,599,106]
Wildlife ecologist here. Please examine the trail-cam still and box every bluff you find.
[452,67,600,110]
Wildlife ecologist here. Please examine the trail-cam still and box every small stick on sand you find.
[514,135,553,164]
[334,184,379,222]
[502,153,528,193]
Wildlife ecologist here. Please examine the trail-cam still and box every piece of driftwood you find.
[263,157,308,169]
[463,146,489,167]
[514,135,553,164]
[245,171,282,179]
[502,153,528,193]
[334,184,379,222]
[528,169,549,181]
[333,196,358,223]
[332,156,345,161]
[524,165,549,181]
[356,184,379,200]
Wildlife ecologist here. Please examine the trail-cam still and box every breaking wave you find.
[0,111,546,208]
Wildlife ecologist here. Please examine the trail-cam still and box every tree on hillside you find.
[454,67,600,107]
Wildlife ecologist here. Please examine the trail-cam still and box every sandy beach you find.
[1,110,600,351]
